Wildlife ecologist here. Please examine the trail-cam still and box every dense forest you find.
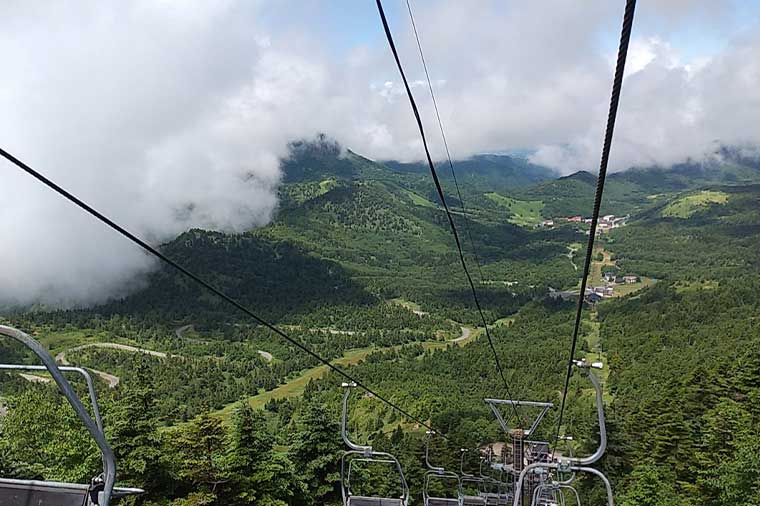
[1,139,760,505]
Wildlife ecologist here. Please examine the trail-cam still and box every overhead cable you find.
[552,0,637,450]
[0,146,453,442]
[405,0,486,284]
[375,0,525,429]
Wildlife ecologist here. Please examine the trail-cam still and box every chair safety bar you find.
[0,325,117,506]
[340,383,410,506]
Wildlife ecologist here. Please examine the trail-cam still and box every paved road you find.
[175,324,274,363]
[56,342,174,389]
[18,373,52,384]
[452,326,472,343]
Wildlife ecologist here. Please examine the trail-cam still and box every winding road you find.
[175,324,274,363]
[452,326,471,343]
[56,342,170,363]
[55,342,176,389]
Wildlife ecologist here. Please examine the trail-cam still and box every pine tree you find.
[170,411,228,503]
[289,401,342,506]
[226,402,300,506]
[108,366,168,502]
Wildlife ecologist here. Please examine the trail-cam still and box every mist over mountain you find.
[4,132,760,311]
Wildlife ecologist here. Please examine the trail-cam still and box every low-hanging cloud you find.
[1,0,759,307]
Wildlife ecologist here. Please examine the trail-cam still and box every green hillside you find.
[2,140,760,505]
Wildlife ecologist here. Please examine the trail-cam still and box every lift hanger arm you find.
[0,325,116,506]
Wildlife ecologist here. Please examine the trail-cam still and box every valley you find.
[2,141,760,505]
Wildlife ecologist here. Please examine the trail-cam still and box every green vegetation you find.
[401,188,438,209]
[662,190,729,218]
[484,192,544,226]
[2,138,760,505]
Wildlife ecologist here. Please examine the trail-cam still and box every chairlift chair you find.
[511,359,615,506]
[458,449,487,506]
[0,325,143,506]
[340,382,410,506]
[423,431,463,506]
[485,449,512,506]
[478,449,509,506]
[530,481,580,506]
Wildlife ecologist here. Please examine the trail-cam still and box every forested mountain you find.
[1,138,760,505]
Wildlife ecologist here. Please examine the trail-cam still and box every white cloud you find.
[1,0,759,306]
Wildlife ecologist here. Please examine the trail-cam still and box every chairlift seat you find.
[347,496,405,506]
[462,495,487,506]
[0,478,143,506]
[480,492,506,506]
[427,498,460,506]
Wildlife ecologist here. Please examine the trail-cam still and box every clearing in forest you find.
[214,326,478,419]
[401,188,438,209]
[661,190,729,218]
[485,192,544,227]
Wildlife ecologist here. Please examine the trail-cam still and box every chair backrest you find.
[340,384,410,506]
[423,471,462,506]
[0,325,144,506]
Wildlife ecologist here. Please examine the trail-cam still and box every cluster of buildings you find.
[597,214,628,233]
[539,214,628,234]
[549,273,641,304]
[603,272,640,284]
[584,273,640,303]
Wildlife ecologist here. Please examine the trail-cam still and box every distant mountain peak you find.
[559,170,597,183]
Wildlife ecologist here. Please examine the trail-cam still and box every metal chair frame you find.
[340,382,410,506]
[423,432,463,506]
[512,360,615,506]
[0,325,143,506]
[478,450,511,506]
[459,449,487,506]
[530,482,580,506]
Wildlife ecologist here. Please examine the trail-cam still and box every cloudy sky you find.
[1,0,759,307]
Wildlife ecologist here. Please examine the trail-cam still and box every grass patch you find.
[401,189,438,209]
[662,190,729,218]
[485,192,544,227]
[613,277,656,297]
[589,247,615,286]
[215,345,404,419]
[318,178,338,193]
[674,280,720,293]
[213,328,481,421]
[388,298,423,313]
[36,329,117,354]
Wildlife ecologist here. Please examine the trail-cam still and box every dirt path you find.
[174,324,209,344]
[177,324,274,362]
[92,369,120,388]
[565,244,580,271]
[175,324,194,339]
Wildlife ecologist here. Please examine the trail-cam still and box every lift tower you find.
[483,399,553,505]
